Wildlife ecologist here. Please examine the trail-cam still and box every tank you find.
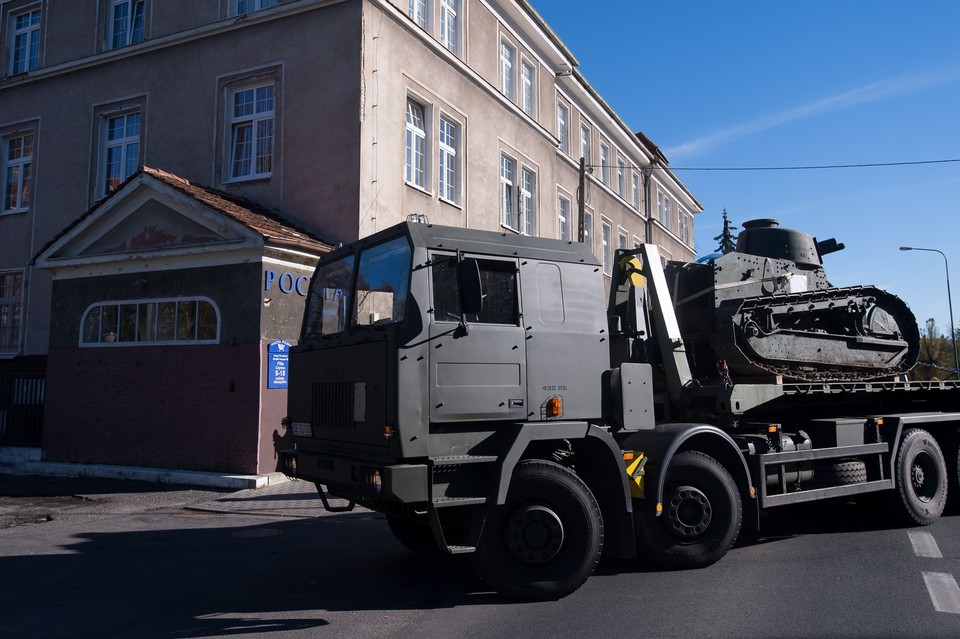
[666,219,919,382]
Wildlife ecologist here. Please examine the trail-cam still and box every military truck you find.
[283,218,960,600]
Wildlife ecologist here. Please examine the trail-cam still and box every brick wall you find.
[42,344,261,474]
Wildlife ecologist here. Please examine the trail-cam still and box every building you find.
[0,0,701,473]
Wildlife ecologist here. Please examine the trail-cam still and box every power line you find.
[582,158,960,172]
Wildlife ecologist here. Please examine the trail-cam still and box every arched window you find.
[80,297,220,346]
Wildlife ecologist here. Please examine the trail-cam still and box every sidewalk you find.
[188,478,364,518]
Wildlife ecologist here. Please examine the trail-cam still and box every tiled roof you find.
[635,131,669,165]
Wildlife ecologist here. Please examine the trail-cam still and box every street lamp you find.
[899,246,959,379]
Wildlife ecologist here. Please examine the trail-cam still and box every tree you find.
[713,209,738,254]
[913,318,954,380]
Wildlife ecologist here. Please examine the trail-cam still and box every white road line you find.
[922,572,960,614]
[908,530,943,558]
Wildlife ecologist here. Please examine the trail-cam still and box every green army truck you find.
[282,218,960,600]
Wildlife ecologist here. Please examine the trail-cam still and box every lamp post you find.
[899,246,959,379]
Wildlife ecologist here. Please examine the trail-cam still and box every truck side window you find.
[432,256,519,325]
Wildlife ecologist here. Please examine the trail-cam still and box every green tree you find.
[913,318,954,380]
[713,209,738,254]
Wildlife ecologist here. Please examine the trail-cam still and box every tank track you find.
[712,285,920,382]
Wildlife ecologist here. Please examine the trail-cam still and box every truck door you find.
[428,253,527,423]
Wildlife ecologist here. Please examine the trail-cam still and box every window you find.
[579,124,591,163]
[229,83,274,180]
[520,166,536,235]
[438,115,458,203]
[439,0,459,54]
[632,172,640,209]
[657,191,670,225]
[108,0,144,49]
[81,298,219,346]
[583,210,592,250]
[0,271,23,354]
[303,254,354,339]
[101,112,140,195]
[601,220,612,276]
[234,0,277,15]
[408,0,428,28]
[352,236,412,328]
[558,194,571,242]
[679,207,690,244]
[617,157,626,198]
[500,40,516,101]
[405,99,427,189]
[600,141,610,185]
[557,102,569,154]
[10,7,41,75]
[618,228,628,250]
[521,61,535,116]
[433,256,518,325]
[3,132,33,213]
[500,154,516,229]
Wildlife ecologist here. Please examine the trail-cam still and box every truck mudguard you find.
[620,423,759,531]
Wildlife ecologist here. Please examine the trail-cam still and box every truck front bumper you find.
[286,449,429,505]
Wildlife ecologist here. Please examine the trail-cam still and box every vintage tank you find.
[665,219,920,382]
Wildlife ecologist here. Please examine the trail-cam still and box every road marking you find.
[922,572,960,614]
[908,530,943,558]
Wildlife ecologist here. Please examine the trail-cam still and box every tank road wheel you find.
[893,429,948,525]
[471,460,603,601]
[386,513,441,556]
[636,451,742,570]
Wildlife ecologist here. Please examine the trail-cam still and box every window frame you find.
[519,165,536,236]
[599,140,611,186]
[9,5,42,75]
[232,0,277,16]
[408,0,428,28]
[520,58,536,116]
[99,109,142,197]
[2,129,34,214]
[579,123,591,164]
[499,153,517,231]
[616,156,626,198]
[557,101,569,154]
[106,0,145,50]
[0,270,24,355]
[558,192,571,242]
[439,0,460,54]
[437,113,459,204]
[601,219,612,276]
[80,297,221,347]
[227,81,275,182]
[499,39,516,101]
[632,171,640,209]
[405,97,428,190]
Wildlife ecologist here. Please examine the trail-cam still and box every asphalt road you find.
[1,475,958,639]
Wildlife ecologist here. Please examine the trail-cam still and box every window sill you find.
[224,173,272,185]
[405,181,433,197]
[0,208,29,216]
[439,196,462,210]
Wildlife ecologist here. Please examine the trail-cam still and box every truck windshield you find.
[303,254,355,339]
[352,236,411,327]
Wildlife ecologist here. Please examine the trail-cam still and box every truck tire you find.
[636,451,742,570]
[386,513,441,556]
[812,459,867,487]
[893,428,948,525]
[470,460,603,601]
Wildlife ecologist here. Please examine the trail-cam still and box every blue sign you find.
[268,340,292,389]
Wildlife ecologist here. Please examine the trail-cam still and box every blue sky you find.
[534,0,960,334]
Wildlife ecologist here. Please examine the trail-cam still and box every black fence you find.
[0,374,45,446]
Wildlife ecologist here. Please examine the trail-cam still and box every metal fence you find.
[0,374,45,446]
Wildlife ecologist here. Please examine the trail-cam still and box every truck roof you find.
[331,222,601,267]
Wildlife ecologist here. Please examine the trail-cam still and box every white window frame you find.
[10,7,41,75]
[558,193,571,242]
[107,0,145,50]
[583,210,593,251]
[618,227,628,250]
[579,124,591,164]
[405,98,427,189]
[408,0,428,28]
[557,101,569,154]
[438,114,458,204]
[228,82,275,182]
[0,270,24,354]
[233,0,277,16]
[521,59,536,116]
[617,157,626,198]
[499,39,516,101]
[632,171,640,209]
[439,0,460,54]
[520,165,536,236]
[599,141,611,185]
[500,153,517,230]
[678,206,690,244]
[80,297,221,347]
[601,219,612,276]
[2,131,34,213]
[657,190,670,225]
[100,110,141,196]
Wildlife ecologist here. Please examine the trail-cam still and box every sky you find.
[533,0,960,334]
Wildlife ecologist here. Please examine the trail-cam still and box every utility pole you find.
[577,156,586,242]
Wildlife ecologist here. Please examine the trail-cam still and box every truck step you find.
[431,455,499,466]
[445,545,476,554]
[433,496,488,507]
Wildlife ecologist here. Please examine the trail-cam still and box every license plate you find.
[291,422,313,437]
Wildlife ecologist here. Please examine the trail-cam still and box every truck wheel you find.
[893,429,948,525]
[812,459,867,486]
[386,513,440,556]
[636,451,741,570]
[470,460,603,601]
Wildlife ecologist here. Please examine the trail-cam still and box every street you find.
[1,476,959,639]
